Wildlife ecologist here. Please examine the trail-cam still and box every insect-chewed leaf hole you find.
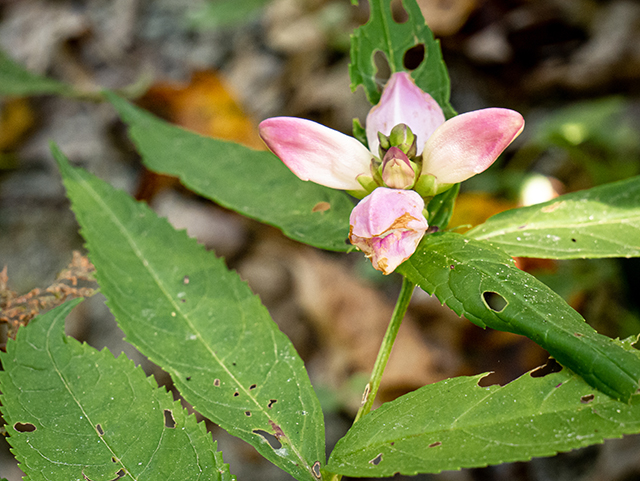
[369,453,383,466]
[249,384,257,390]
[253,429,282,449]
[111,457,118,463]
[115,468,126,479]
[96,424,104,436]
[268,399,277,408]
[233,391,240,397]
[581,393,595,404]
[245,411,252,417]
[214,379,221,387]
[312,461,322,479]
[403,43,425,70]
[373,51,391,85]
[163,409,176,428]
[482,291,508,313]
[390,0,408,23]
[530,358,563,378]
[428,441,442,448]
[13,422,35,433]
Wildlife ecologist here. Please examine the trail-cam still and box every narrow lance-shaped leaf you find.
[105,91,353,252]
[0,50,74,96]
[467,176,640,259]
[397,231,640,402]
[53,146,326,481]
[0,299,234,481]
[349,0,455,117]
[327,365,640,477]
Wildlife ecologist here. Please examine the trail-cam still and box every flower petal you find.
[421,108,525,184]
[349,187,428,274]
[259,117,372,191]
[366,72,445,156]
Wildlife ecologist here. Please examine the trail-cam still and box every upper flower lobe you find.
[259,117,372,191]
[366,72,445,156]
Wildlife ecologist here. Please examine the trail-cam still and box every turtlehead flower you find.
[259,72,524,274]
[349,188,429,274]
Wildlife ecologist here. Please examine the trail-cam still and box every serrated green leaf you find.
[0,299,234,481]
[53,146,325,481]
[397,232,640,402]
[105,91,353,252]
[349,0,455,117]
[467,176,640,259]
[426,183,459,229]
[0,50,74,97]
[327,367,640,476]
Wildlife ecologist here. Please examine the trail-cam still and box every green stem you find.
[354,276,415,422]
[325,276,415,481]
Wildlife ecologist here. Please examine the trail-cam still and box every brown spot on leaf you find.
[269,420,286,439]
[312,202,331,213]
[428,441,442,448]
[542,201,564,213]
[214,378,221,387]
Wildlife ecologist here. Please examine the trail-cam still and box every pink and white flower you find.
[259,72,524,274]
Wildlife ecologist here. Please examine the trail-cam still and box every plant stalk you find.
[325,276,415,481]
[353,275,416,423]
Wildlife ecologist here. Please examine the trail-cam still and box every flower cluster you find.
[259,72,524,274]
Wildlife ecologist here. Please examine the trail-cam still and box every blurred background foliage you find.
[2,0,640,480]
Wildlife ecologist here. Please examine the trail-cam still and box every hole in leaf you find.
[268,399,277,408]
[186,376,191,381]
[581,394,595,404]
[233,391,239,397]
[312,202,331,213]
[14,422,36,433]
[214,379,221,387]
[112,457,118,463]
[253,429,282,449]
[313,461,322,479]
[403,44,425,70]
[482,291,508,313]
[249,384,257,390]
[96,424,104,436]
[428,441,442,448]
[531,358,563,378]
[390,0,408,23]
[115,469,126,479]
[369,453,383,465]
[571,238,577,242]
[164,409,176,428]
[245,411,252,417]
[373,50,391,86]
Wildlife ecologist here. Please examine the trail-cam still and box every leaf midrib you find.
[68,166,314,477]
